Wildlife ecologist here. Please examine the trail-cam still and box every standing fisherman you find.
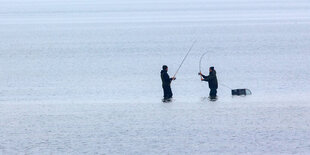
[161,65,176,102]
[199,66,218,99]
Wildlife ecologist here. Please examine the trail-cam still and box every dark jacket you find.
[202,70,218,89]
[161,70,173,87]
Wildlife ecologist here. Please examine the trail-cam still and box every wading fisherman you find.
[161,65,176,102]
[199,66,218,99]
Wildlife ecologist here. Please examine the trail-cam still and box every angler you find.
[160,41,196,102]
[199,66,218,99]
[161,65,176,102]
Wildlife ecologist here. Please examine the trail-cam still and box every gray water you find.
[1,0,310,103]
[1,0,310,154]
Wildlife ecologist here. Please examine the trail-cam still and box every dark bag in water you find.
[231,89,252,95]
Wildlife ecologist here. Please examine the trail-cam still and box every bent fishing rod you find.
[199,52,208,74]
[198,52,208,80]
[198,51,232,90]
[173,40,197,77]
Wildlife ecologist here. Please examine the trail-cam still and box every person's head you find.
[209,66,215,72]
[162,65,168,71]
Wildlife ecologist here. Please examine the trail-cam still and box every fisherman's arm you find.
[163,73,170,83]
[198,72,208,81]
[201,74,208,79]
[204,74,215,81]
[164,74,175,83]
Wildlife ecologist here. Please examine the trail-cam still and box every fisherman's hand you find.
[172,77,176,80]
[198,72,202,75]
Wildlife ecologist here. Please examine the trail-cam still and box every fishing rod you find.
[173,40,197,77]
[199,52,208,74]
[199,52,208,80]
[198,51,232,90]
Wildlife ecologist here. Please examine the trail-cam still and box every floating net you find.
[231,89,252,96]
